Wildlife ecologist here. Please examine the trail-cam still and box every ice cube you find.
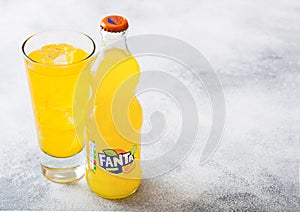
[64,110,74,125]
[53,54,68,64]
[40,44,76,64]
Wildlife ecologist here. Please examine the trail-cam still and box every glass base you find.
[92,186,139,200]
[40,149,85,183]
[86,174,141,199]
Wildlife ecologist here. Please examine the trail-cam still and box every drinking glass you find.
[22,30,95,183]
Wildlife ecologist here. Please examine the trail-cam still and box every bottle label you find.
[89,141,137,174]
[89,141,97,172]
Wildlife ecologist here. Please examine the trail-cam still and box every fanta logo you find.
[98,145,137,174]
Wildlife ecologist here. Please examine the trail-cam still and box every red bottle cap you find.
[100,15,129,32]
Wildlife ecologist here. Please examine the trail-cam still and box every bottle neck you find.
[100,29,129,54]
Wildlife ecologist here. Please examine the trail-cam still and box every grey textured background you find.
[0,0,300,211]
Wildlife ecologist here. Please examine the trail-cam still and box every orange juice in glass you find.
[22,30,95,183]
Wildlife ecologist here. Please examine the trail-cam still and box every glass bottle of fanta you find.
[85,15,142,199]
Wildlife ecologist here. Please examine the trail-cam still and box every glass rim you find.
[22,29,96,67]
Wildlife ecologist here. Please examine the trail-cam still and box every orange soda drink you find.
[27,44,88,157]
[85,16,142,199]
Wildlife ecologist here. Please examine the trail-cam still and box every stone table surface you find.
[1,0,300,211]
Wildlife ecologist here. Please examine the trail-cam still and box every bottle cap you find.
[100,15,129,32]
